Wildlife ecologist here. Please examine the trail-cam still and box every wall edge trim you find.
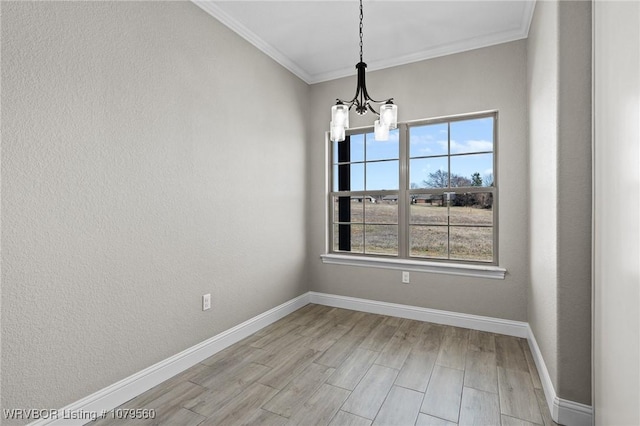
[526,324,594,426]
[309,291,528,337]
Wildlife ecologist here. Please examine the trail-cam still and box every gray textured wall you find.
[307,41,529,322]
[556,0,592,406]
[1,1,308,415]
[527,0,592,406]
[527,0,560,399]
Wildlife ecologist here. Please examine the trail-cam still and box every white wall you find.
[527,0,559,393]
[593,1,640,424]
[307,41,529,321]
[1,1,308,415]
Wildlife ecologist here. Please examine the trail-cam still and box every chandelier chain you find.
[359,0,363,62]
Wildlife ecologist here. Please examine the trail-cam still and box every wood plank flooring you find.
[95,304,557,426]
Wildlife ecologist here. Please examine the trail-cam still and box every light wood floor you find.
[96,304,557,426]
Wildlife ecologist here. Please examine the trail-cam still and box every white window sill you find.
[320,254,506,280]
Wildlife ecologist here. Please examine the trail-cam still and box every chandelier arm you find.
[357,62,394,105]
[368,97,395,105]
[356,62,368,113]
[335,96,392,115]
[335,97,357,110]
[360,91,395,105]
[348,74,365,108]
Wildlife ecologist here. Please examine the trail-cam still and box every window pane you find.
[365,225,398,255]
[410,202,447,225]
[366,160,399,190]
[450,117,493,154]
[333,224,364,253]
[333,196,364,223]
[449,193,493,225]
[333,163,365,192]
[409,123,448,157]
[349,134,365,162]
[410,157,448,188]
[410,225,448,258]
[450,153,493,187]
[333,134,365,164]
[365,200,397,224]
[366,129,399,161]
[449,226,493,262]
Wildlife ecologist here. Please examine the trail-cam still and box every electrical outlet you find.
[202,294,211,311]
[402,271,410,284]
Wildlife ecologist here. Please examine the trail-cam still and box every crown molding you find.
[191,0,314,83]
[194,0,536,85]
[311,1,536,84]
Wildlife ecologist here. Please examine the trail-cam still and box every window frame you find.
[326,110,500,268]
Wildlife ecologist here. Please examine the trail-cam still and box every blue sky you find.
[333,117,494,191]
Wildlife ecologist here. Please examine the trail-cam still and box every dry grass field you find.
[333,201,493,262]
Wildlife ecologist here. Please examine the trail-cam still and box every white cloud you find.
[450,139,493,154]
[409,134,440,155]
[408,138,493,156]
[409,135,433,145]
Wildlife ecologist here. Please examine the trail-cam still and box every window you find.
[329,111,497,265]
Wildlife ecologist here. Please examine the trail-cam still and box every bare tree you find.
[450,174,472,187]
[423,170,472,188]
[423,169,448,188]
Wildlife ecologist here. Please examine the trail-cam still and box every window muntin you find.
[329,112,497,265]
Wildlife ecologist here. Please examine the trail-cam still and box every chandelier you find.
[330,0,398,142]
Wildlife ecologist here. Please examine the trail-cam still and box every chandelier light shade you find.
[374,120,389,141]
[331,103,349,129]
[330,121,346,143]
[380,102,398,129]
[330,0,398,142]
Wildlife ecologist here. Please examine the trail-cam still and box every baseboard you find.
[526,325,594,426]
[29,293,310,426]
[29,291,593,426]
[309,291,530,338]
[310,291,594,426]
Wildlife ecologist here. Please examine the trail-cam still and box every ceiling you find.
[193,1,536,84]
